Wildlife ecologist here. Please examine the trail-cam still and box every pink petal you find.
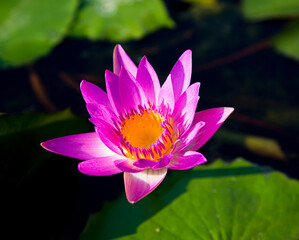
[124,168,168,204]
[78,155,126,176]
[136,56,161,105]
[185,107,234,151]
[95,122,122,155]
[133,155,173,169]
[41,132,114,160]
[175,97,199,135]
[173,82,200,119]
[158,80,175,113]
[173,121,205,153]
[113,44,137,77]
[115,159,145,173]
[152,154,173,169]
[86,103,117,126]
[165,50,192,102]
[133,159,157,168]
[80,80,111,108]
[119,68,146,112]
[105,70,123,114]
[167,151,207,170]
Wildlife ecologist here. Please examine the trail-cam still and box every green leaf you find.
[0,109,91,186]
[272,20,299,60]
[79,159,299,240]
[69,0,175,42]
[183,0,217,8]
[0,0,78,68]
[242,0,299,20]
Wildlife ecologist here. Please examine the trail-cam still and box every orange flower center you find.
[115,106,175,161]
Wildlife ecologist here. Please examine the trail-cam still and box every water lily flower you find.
[41,45,234,204]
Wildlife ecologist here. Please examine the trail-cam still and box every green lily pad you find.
[272,20,299,60]
[0,109,90,186]
[242,0,299,20]
[0,0,78,68]
[183,0,217,8]
[69,0,175,42]
[79,159,299,240]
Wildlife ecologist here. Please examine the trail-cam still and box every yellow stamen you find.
[117,107,175,161]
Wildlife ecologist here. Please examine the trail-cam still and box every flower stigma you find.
[115,105,175,161]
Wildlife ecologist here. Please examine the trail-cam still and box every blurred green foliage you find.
[1,0,299,68]
[69,0,175,41]
[242,0,299,60]
[0,0,174,69]
[183,0,217,7]
[272,20,299,60]
[79,159,299,240]
[242,0,299,20]
[0,0,78,68]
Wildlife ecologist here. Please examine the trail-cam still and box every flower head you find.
[41,45,234,203]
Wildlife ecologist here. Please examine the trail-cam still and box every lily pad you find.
[242,0,299,20]
[0,109,90,186]
[79,159,299,240]
[184,0,217,8]
[272,20,299,60]
[0,0,78,68]
[69,0,175,42]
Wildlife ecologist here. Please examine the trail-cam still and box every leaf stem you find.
[195,38,271,72]
[28,64,58,112]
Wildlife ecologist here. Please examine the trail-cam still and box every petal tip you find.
[80,79,87,85]
[219,107,234,124]
[40,140,51,151]
[181,49,192,59]
[80,80,88,93]
[140,55,147,62]
[77,161,89,175]
[114,44,123,51]
[77,162,84,173]
[113,44,123,58]
[40,141,46,148]
[128,199,136,204]
[225,107,235,113]
[185,49,192,54]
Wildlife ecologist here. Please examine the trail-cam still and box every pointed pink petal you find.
[95,122,122,155]
[86,103,117,126]
[167,151,207,170]
[113,44,137,77]
[115,159,145,173]
[41,132,114,160]
[78,155,126,176]
[185,107,234,151]
[80,80,111,108]
[166,50,192,102]
[124,168,168,204]
[173,121,205,153]
[133,159,157,168]
[105,70,123,114]
[158,80,175,113]
[175,97,199,135]
[119,68,146,112]
[173,82,200,121]
[152,154,173,169]
[136,56,160,105]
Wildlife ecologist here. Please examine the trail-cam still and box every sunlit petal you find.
[124,168,167,204]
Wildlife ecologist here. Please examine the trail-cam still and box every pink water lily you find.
[41,45,234,204]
